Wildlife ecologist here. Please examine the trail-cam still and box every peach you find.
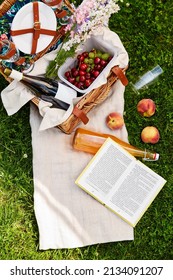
[141,126,160,144]
[137,98,156,117]
[106,112,124,130]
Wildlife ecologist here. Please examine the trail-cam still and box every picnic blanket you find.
[30,87,134,250]
[1,27,134,249]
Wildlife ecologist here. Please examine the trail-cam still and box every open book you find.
[75,138,166,227]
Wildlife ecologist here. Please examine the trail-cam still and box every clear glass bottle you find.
[131,65,163,94]
[73,128,159,161]
[4,67,77,110]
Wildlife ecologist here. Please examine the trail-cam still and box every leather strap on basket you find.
[73,106,89,124]
[55,9,67,18]
[10,2,57,54]
[112,66,128,86]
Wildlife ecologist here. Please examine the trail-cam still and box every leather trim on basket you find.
[112,66,128,86]
[55,10,67,18]
[73,106,89,124]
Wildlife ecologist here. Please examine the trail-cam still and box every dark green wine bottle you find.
[4,68,77,111]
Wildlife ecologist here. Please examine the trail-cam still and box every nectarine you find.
[137,98,156,117]
[141,126,160,144]
[106,112,124,130]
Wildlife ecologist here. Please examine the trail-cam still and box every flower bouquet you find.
[46,0,121,78]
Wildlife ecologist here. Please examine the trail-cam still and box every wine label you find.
[10,69,23,81]
[55,83,77,104]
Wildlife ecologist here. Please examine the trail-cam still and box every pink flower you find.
[0,34,8,41]
[70,30,75,38]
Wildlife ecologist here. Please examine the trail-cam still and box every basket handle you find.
[0,0,16,17]
[111,66,128,86]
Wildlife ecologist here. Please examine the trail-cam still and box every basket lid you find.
[11,1,57,54]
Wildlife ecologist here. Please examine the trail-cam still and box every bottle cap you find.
[4,68,12,76]
[143,153,159,161]
[154,153,159,160]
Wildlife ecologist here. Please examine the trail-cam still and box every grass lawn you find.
[0,0,173,260]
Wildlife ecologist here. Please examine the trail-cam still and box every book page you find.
[75,138,166,227]
[106,160,166,226]
[75,138,135,204]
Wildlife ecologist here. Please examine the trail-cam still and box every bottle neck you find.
[5,68,23,81]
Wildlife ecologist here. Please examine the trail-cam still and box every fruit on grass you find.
[106,112,124,130]
[137,98,156,117]
[141,126,160,144]
[64,49,113,90]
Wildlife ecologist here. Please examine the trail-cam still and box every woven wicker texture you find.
[0,0,16,17]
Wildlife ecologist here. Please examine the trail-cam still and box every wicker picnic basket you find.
[0,0,129,134]
[50,66,128,134]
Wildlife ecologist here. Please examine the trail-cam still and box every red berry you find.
[80,55,85,62]
[94,57,101,64]
[85,79,92,88]
[72,70,79,77]
[90,69,95,76]
[94,64,102,71]
[82,52,89,58]
[65,71,71,78]
[79,70,86,76]
[80,63,88,71]
[71,67,77,73]
[85,72,91,79]
[68,77,75,84]
[93,70,100,78]
[77,55,84,62]
[74,81,78,87]
[78,82,84,89]
[91,77,95,82]
[79,75,86,82]
[100,59,107,67]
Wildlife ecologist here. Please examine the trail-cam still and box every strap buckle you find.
[34,21,41,31]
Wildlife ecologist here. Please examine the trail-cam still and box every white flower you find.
[23,154,28,159]
[53,0,123,72]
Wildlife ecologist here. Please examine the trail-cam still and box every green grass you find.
[0,0,173,260]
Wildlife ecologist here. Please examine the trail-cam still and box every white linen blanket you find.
[30,76,134,249]
[1,27,134,249]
